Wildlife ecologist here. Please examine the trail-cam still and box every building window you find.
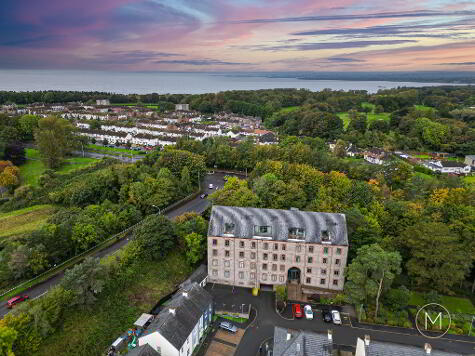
[280,265,285,272]
[296,256,301,263]
[239,272,244,279]
[255,225,272,236]
[335,259,340,265]
[225,250,230,257]
[320,278,326,285]
[323,247,329,255]
[306,277,311,284]
[279,275,284,282]
[308,257,313,263]
[239,251,245,258]
[321,269,327,275]
[225,240,230,247]
[274,243,278,250]
[213,249,218,256]
[321,230,331,242]
[288,227,305,239]
[224,260,230,267]
[251,262,256,270]
[272,275,277,282]
[336,248,342,255]
[239,261,244,268]
[262,263,268,270]
[322,258,327,264]
[263,242,269,250]
[212,269,218,276]
[212,239,217,246]
[263,253,268,260]
[334,270,339,276]
[262,274,267,281]
[296,245,301,252]
[282,245,286,251]
[224,223,235,234]
[239,241,245,248]
[250,272,255,279]
[273,254,278,261]
[251,252,256,259]
[251,241,256,249]
[333,280,338,286]
[272,264,277,271]
[212,259,218,266]
[224,271,230,278]
[281,254,286,261]
[308,246,314,253]
[307,268,312,273]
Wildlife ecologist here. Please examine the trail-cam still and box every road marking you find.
[32,291,48,300]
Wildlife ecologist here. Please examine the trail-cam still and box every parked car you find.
[331,310,341,325]
[7,295,29,309]
[292,304,303,318]
[200,193,208,199]
[304,305,313,320]
[208,183,214,189]
[322,310,332,323]
[219,321,237,333]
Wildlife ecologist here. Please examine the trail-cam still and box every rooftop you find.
[208,206,348,245]
[273,327,332,356]
[364,340,462,356]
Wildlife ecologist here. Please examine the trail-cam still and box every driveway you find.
[205,284,475,356]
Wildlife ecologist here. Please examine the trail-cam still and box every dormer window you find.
[321,230,331,242]
[288,227,305,239]
[254,225,272,236]
[224,223,235,235]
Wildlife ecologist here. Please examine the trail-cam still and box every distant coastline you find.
[0,70,472,94]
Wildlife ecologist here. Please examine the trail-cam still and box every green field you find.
[114,103,160,109]
[409,292,475,314]
[414,105,433,110]
[278,106,299,113]
[36,253,192,356]
[86,144,142,156]
[0,204,56,239]
[338,112,351,129]
[464,176,475,186]
[20,149,98,186]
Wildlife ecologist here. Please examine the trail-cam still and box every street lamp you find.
[152,205,161,214]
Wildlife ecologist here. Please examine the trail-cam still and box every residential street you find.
[0,172,235,318]
[206,284,475,355]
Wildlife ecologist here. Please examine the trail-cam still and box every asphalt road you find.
[207,285,475,355]
[0,172,235,318]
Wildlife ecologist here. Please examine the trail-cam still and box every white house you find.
[96,99,110,106]
[138,283,213,356]
[422,160,471,174]
[465,155,475,168]
[364,149,387,165]
[175,103,190,111]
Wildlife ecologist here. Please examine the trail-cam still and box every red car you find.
[292,304,303,318]
[7,295,29,309]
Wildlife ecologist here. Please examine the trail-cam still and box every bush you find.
[385,286,410,310]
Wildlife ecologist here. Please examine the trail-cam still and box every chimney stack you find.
[287,333,291,341]
[364,335,370,346]
[169,308,176,315]
[327,330,333,341]
[183,292,188,297]
[424,343,432,354]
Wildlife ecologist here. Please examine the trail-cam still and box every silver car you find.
[331,310,341,325]
[219,321,237,333]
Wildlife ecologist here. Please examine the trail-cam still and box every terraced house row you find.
[207,206,348,297]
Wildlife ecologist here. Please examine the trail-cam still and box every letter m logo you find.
[425,312,442,330]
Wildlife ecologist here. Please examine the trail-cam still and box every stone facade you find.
[207,236,348,292]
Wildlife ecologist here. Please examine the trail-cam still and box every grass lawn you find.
[36,253,193,356]
[413,154,430,159]
[409,292,475,314]
[86,144,142,156]
[414,105,433,110]
[463,176,475,186]
[20,149,98,186]
[414,172,436,181]
[220,315,249,324]
[278,106,299,113]
[338,112,350,129]
[361,102,375,111]
[0,204,56,239]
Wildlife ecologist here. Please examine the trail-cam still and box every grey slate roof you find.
[366,341,462,356]
[125,344,160,356]
[440,160,466,168]
[140,282,212,351]
[273,327,332,356]
[179,264,207,289]
[208,206,348,246]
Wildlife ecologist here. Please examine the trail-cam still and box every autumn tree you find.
[0,161,20,193]
[34,116,78,168]
[345,244,401,317]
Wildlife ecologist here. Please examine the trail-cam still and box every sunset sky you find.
[1,0,474,71]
